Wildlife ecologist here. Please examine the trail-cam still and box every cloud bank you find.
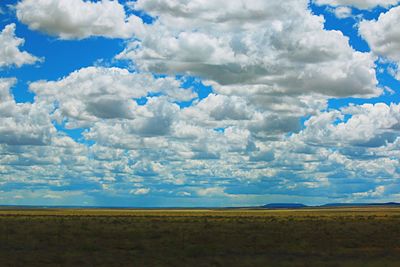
[1,0,400,206]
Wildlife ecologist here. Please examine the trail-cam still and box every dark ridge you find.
[260,202,400,209]
[320,202,400,207]
[0,202,400,210]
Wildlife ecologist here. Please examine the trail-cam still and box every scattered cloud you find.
[331,6,353,19]
[0,78,55,146]
[300,103,400,148]
[314,0,400,9]
[121,0,380,101]
[353,185,385,199]
[0,0,399,206]
[196,187,230,197]
[0,23,41,68]
[131,188,150,195]
[359,6,400,79]
[16,0,145,39]
[30,67,193,126]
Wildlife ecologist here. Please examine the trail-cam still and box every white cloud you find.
[16,0,145,39]
[332,6,353,19]
[115,0,382,150]
[120,0,380,102]
[196,187,229,197]
[2,0,400,206]
[0,78,55,146]
[31,67,194,127]
[0,189,93,205]
[353,185,385,198]
[130,188,150,195]
[300,103,400,148]
[359,6,400,79]
[177,191,191,197]
[43,194,62,199]
[0,23,41,68]
[314,0,400,9]
[180,94,254,130]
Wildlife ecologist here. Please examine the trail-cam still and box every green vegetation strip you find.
[1,208,400,266]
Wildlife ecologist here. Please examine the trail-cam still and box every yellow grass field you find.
[1,207,400,266]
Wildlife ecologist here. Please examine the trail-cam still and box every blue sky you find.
[0,0,400,207]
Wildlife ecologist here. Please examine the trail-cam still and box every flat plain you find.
[1,207,400,266]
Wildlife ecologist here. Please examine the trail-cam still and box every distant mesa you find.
[261,202,400,209]
[320,202,400,207]
[262,203,308,209]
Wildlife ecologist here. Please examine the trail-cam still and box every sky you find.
[0,0,400,207]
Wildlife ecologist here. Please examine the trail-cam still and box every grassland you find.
[1,207,400,266]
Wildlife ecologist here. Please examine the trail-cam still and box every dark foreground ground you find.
[1,208,400,267]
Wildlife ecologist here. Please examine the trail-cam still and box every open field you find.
[1,207,400,266]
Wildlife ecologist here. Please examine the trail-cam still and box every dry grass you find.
[1,207,400,266]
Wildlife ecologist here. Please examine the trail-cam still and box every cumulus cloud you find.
[114,0,383,153]
[0,23,41,68]
[353,185,385,198]
[180,94,254,128]
[314,0,400,9]
[196,187,230,197]
[16,0,145,39]
[332,6,353,19]
[300,103,400,148]
[2,0,400,206]
[31,67,195,127]
[0,78,55,146]
[359,6,400,78]
[130,188,150,195]
[120,0,380,102]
